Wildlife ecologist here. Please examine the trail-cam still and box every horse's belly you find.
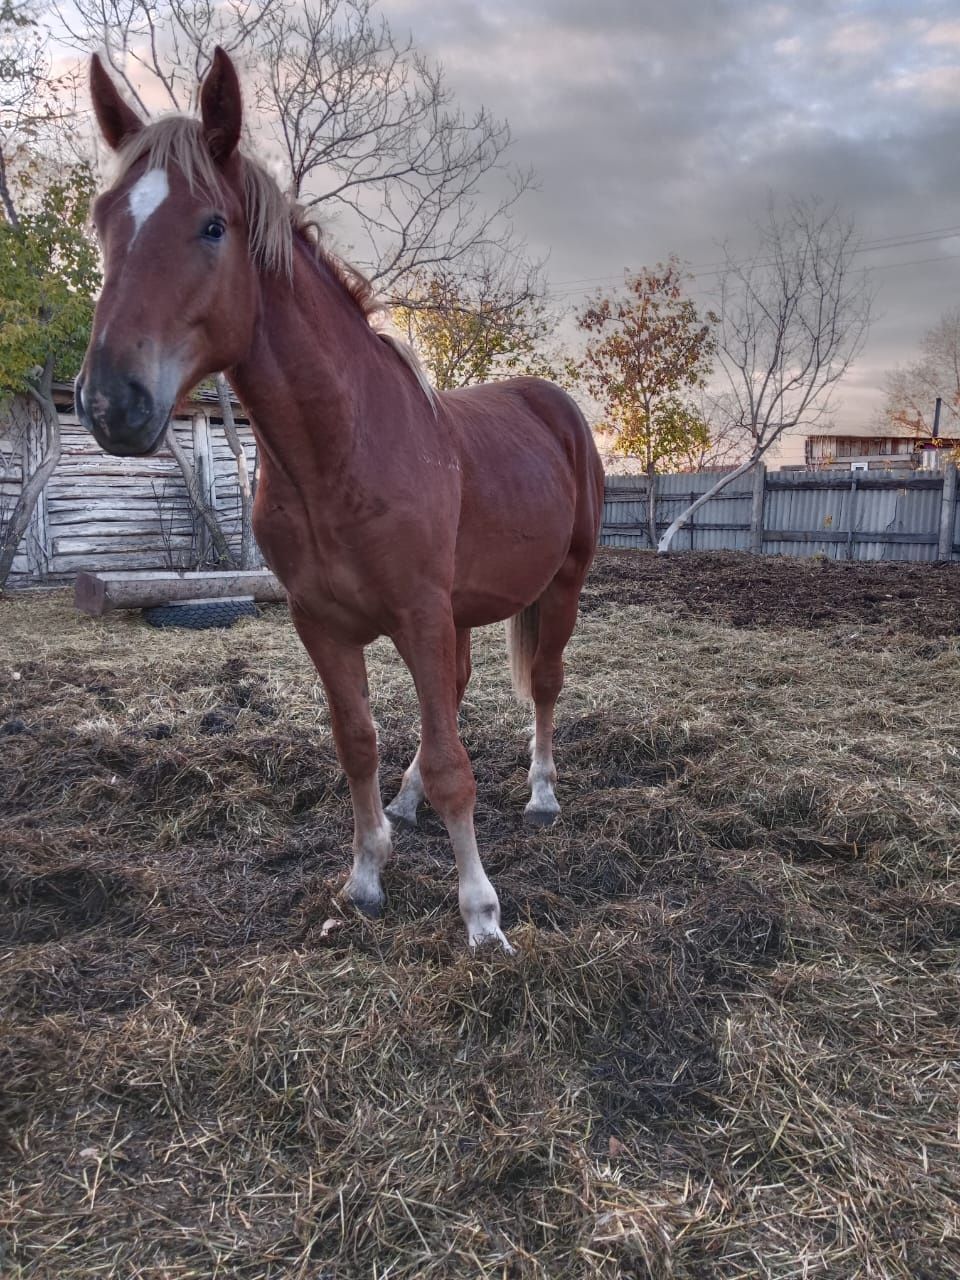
[451,506,573,627]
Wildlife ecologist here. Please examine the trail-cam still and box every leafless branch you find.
[881,308,960,438]
[658,200,873,552]
[54,0,533,295]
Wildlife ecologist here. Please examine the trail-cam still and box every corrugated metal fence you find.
[604,464,960,562]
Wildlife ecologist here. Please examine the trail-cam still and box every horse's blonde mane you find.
[109,116,436,405]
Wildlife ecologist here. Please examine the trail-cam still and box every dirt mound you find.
[584,546,960,633]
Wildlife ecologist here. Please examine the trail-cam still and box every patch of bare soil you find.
[0,578,957,1278]
[584,546,960,634]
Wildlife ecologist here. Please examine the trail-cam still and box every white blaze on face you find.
[127,168,169,245]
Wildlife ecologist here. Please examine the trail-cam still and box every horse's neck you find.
[229,244,395,481]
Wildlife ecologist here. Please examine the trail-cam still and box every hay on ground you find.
[1,550,958,1278]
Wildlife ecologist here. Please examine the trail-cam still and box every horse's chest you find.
[252,494,387,642]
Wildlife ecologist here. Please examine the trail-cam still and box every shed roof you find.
[50,380,244,414]
[808,422,927,440]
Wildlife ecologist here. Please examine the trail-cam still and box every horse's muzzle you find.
[75,370,169,457]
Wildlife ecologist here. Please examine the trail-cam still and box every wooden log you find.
[75,568,287,616]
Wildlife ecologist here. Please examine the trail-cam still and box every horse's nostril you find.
[125,378,154,429]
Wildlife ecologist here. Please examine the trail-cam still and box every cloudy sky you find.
[379,0,960,432]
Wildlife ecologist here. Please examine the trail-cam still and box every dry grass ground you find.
[1,550,958,1279]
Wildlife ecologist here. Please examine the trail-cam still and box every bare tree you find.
[2,0,84,221]
[674,389,750,473]
[657,201,873,553]
[257,0,532,297]
[881,308,960,438]
[50,0,532,300]
[49,0,275,114]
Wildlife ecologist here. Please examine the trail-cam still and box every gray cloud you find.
[384,0,960,429]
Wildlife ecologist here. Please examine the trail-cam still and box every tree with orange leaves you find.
[574,258,717,546]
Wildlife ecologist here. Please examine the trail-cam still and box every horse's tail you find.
[505,602,540,703]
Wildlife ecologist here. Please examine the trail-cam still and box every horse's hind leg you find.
[525,558,584,826]
[386,627,471,828]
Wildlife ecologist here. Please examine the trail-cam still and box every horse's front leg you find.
[290,607,392,917]
[386,627,471,828]
[393,614,512,953]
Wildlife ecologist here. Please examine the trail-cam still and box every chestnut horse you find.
[78,49,604,951]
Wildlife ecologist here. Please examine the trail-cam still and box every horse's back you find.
[444,376,603,540]
[441,376,600,487]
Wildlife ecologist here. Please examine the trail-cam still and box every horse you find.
[77,48,604,951]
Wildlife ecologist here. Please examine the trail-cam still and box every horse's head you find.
[77,49,259,456]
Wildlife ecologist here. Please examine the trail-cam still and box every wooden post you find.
[749,462,766,554]
[843,472,859,561]
[23,403,50,580]
[937,462,957,561]
[192,413,216,563]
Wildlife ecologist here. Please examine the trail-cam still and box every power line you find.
[859,249,960,273]
[548,222,960,287]
[543,222,960,300]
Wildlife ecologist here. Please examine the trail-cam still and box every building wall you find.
[762,425,806,469]
[1,398,256,586]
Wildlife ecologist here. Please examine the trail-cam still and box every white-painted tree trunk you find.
[656,451,764,554]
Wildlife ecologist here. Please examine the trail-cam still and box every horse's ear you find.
[200,46,242,164]
[90,54,144,151]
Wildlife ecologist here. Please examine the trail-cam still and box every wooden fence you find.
[603,464,960,562]
[3,397,960,588]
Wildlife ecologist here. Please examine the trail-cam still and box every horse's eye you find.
[202,219,225,241]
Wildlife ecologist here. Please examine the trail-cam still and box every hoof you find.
[340,880,386,919]
[385,803,418,831]
[347,895,385,919]
[468,926,516,956]
[524,805,559,828]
